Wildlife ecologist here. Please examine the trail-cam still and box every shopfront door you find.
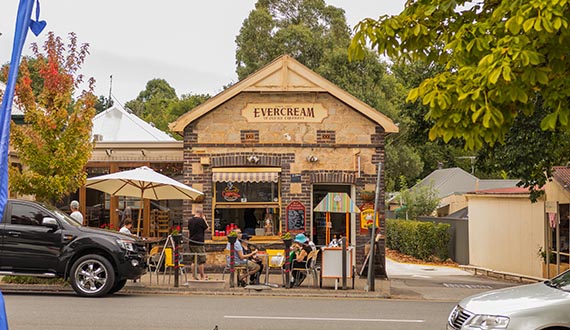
[312,184,351,246]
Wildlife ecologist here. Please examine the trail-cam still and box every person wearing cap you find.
[240,233,264,284]
[290,233,312,286]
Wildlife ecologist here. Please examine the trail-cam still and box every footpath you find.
[0,258,519,301]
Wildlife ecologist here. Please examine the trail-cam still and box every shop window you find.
[213,181,280,239]
[551,204,570,264]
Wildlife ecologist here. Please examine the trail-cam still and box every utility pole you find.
[367,162,382,291]
[108,75,113,108]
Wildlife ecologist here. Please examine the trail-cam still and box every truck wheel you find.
[70,254,115,297]
[108,279,127,295]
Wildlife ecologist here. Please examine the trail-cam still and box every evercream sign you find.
[241,103,328,123]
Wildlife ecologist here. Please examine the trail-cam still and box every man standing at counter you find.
[187,210,209,280]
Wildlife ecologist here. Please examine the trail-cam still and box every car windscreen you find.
[51,208,82,227]
[546,270,570,291]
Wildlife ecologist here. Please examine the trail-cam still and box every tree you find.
[5,32,96,203]
[235,0,351,80]
[395,183,440,220]
[125,78,178,132]
[94,95,113,114]
[167,93,210,119]
[236,0,426,188]
[350,0,570,192]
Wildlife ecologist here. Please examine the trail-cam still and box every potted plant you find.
[359,190,375,202]
[227,230,238,244]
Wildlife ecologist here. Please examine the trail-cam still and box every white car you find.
[447,270,570,329]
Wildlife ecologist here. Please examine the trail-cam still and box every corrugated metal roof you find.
[469,186,531,195]
[92,105,175,142]
[414,167,478,198]
[552,166,570,192]
[413,167,520,198]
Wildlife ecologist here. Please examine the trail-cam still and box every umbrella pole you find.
[345,212,349,245]
[326,213,330,244]
[136,192,144,236]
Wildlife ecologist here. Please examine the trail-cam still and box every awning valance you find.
[212,168,280,183]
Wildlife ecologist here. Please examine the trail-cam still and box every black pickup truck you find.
[0,199,147,297]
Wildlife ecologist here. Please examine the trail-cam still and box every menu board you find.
[286,201,306,233]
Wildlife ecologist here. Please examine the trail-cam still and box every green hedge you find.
[1,276,66,285]
[386,219,451,261]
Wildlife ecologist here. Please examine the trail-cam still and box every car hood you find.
[77,226,138,241]
[460,282,570,315]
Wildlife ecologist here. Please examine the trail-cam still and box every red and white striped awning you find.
[212,168,280,183]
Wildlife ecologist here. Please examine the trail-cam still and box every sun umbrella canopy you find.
[85,166,203,201]
[86,166,203,236]
[313,192,361,213]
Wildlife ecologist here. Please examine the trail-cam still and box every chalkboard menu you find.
[286,201,306,233]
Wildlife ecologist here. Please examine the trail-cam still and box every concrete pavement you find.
[0,258,521,301]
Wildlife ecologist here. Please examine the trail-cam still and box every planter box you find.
[542,262,570,278]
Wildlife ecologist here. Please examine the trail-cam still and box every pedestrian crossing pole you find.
[367,162,382,292]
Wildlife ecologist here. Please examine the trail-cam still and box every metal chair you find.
[265,249,286,286]
[292,249,319,287]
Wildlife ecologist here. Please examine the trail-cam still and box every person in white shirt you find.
[119,218,133,235]
[69,200,84,225]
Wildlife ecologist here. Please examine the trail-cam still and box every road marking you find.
[443,283,493,289]
[225,316,424,323]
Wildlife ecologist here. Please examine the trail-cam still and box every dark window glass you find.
[11,204,51,226]
[215,181,278,203]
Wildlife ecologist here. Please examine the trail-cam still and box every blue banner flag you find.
[0,0,44,224]
[0,1,45,327]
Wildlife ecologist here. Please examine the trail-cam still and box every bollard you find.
[341,237,347,290]
[172,234,182,287]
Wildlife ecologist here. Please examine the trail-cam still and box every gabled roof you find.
[0,81,24,117]
[169,55,398,133]
[414,167,478,198]
[552,166,570,192]
[92,105,175,142]
[413,167,519,198]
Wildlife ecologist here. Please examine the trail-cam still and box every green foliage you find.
[386,219,450,261]
[125,80,210,135]
[395,183,440,219]
[6,32,96,203]
[235,0,351,80]
[477,97,569,201]
[94,95,113,114]
[2,275,66,285]
[350,0,570,151]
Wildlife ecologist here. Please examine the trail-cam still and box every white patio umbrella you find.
[85,166,203,236]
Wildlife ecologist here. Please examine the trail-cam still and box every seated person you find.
[226,229,261,287]
[240,233,264,284]
[119,218,133,235]
[290,235,312,287]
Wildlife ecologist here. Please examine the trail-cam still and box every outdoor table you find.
[256,251,281,288]
[181,252,208,280]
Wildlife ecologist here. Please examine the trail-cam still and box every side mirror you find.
[42,217,59,229]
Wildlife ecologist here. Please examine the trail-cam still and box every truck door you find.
[1,201,63,273]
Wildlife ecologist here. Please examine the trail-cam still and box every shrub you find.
[1,276,66,285]
[386,219,450,261]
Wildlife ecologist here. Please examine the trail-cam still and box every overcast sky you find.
[0,1,405,104]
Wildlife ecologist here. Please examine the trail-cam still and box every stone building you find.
[169,55,398,269]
